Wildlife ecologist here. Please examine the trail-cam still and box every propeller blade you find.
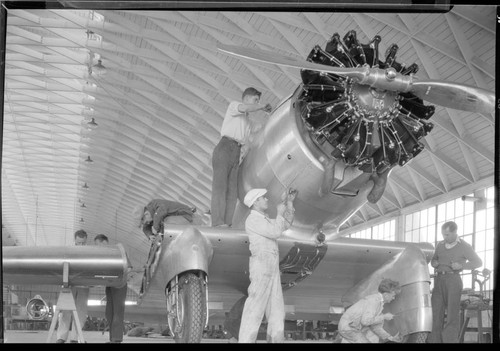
[411,81,495,115]
[218,44,366,81]
[218,44,495,115]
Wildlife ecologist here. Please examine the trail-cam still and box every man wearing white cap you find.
[238,187,297,343]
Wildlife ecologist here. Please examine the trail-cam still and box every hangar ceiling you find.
[1,3,496,278]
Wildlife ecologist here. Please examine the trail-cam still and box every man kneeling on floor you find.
[338,278,403,343]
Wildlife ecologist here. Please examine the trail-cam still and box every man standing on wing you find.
[210,87,273,228]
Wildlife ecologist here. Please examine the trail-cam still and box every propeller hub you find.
[350,84,399,122]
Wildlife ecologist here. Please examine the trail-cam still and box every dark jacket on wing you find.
[142,199,193,237]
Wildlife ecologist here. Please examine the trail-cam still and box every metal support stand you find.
[459,304,492,343]
[46,262,85,343]
[459,268,492,343]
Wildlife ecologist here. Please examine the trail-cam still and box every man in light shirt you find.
[210,87,273,227]
[427,221,482,343]
[238,187,297,343]
[338,278,403,343]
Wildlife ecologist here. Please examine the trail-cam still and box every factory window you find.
[472,186,495,299]
[404,207,436,243]
[349,219,396,241]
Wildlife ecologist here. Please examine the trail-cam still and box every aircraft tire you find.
[403,332,428,343]
[169,272,207,343]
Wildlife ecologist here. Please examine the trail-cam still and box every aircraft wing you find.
[135,226,434,322]
[2,226,433,328]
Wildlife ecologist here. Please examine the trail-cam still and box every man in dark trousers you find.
[94,234,132,344]
[210,87,273,227]
[133,199,196,239]
[427,221,482,343]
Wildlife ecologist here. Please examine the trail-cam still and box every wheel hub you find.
[166,283,184,337]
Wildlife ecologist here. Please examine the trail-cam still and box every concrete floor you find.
[2,330,491,344]
[2,330,332,344]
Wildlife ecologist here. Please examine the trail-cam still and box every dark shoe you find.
[69,340,78,343]
[56,339,65,343]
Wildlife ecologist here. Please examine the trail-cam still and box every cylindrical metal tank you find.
[235,86,373,240]
[2,244,129,287]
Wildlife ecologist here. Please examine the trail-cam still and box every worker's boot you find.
[367,168,389,203]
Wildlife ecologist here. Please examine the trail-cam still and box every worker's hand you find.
[280,188,297,205]
[151,226,158,235]
[281,189,287,202]
[125,267,134,280]
[451,262,463,270]
[286,188,298,203]
[431,259,439,268]
[263,103,273,113]
[388,332,403,343]
[383,313,395,320]
[276,202,286,215]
